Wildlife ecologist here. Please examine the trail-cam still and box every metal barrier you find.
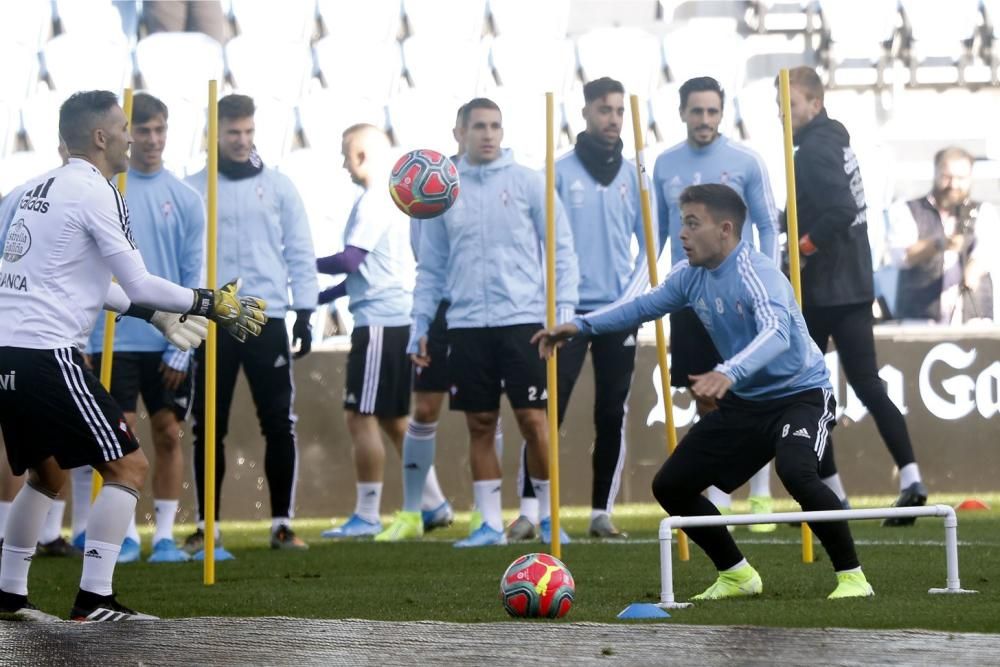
[657,504,978,608]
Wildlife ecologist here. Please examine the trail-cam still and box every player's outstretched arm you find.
[530,323,580,359]
[190,278,268,342]
[104,282,208,352]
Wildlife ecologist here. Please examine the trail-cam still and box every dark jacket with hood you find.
[792,108,874,307]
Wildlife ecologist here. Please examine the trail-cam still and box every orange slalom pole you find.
[629,94,688,562]
[92,87,133,502]
[779,69,815,564]
[544,92,562,561]
[204,80,219,585]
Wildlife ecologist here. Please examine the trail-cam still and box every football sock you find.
[421,466,447,511]
[196,520,221,539]
[271,517,291,532]
[749,464,772,497]
[355,482,382,524]
[821,473,848,503]
[401,420,435,513]
[153,499,179,544]
[899,463,922,490]
[70,466,93,539]
[0,483,54,595]
[472,480,503,532]
[519,497,539,524]
[0,501,11,540]
[591,508,609,521]
[494,421,504,460]
[81,484,137,596]
[707,486,732,510]
[39,499,66,544]
[724,558,749,572]
[531,478,551,521]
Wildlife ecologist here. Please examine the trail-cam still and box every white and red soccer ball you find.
[388,149,460,219]
[499,552,575,619]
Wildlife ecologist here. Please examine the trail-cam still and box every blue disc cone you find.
[617,603,671,619]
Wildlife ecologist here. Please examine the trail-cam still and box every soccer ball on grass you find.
[499,552,575,619]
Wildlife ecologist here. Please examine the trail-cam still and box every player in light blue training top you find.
[533,183,873,601]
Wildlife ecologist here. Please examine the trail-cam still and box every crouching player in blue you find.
[532,183,873,600]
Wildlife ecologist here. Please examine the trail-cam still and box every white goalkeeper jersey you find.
[0,158,137,350]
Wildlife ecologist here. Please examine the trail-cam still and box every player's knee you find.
[774,451,816,498]
[651,464,683,513]
[98,449,149,490]
[413,393,442,423]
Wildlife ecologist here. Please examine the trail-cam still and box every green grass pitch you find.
[19,494,1000,631]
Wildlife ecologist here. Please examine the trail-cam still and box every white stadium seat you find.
[0,150,63,199]
[136,33,225,103]
[661,19,746,96]
[229,0,316,41]
[387,88,465,154]
[0,0,52,52]
[297,89,387,154]
[818,0,900,87]
[489,36,577,96]
[0,44,41,106]
[42,34,132,96]
[225,36,315,104]
[488,0,570,39]
[900,0,982,84]
[54,0,126,43]
[576,27,664,102]
[403,0,487,39]
[317,0,401,43]
[18,91,62,160]
[402,36,491,98]
[313,36,404,102]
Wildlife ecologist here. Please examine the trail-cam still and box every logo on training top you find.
[18,177,55,214]
[569,180,585,208]
[3,219,31,262]
[694,297,713,329]
[668,175,683,201]
[161,200,174,219]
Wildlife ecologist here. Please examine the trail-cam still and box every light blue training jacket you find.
[653,135,779,266]
[576,241,829,401]
[86,167,205,368]
[556,151,654,311]
[409,149,579,352]
[186,166,318,317]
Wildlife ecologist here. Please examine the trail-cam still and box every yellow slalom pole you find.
[629,95,689,562]
[779,69,815,564]
[204,80,219,585]
[92,87,134,503]
[544,92,562,561]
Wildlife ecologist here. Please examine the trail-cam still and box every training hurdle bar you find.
[656,505,978,608]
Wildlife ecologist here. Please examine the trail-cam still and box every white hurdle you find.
[657,504,978,609]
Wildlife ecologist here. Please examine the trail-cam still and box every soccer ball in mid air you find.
[499,552,575,619]
[388,149,460,219]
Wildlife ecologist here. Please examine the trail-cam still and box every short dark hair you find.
[679,76,724,111]
[131,92,168,125]
[934,146,974,169]
[678,183,747,235]
[583,77,624,103]
[59,90,119,151]
[784,66,824,103]
[461,97,501,128]
[218,94,255,120]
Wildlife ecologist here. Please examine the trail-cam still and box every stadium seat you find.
[489,36,577,96]
[157,96,206,176]
[313,36,404,102]
[575,27,664,103]
[0,102,18,161]
[402,0,487,39]
[387,88,466,154]
[818,0,900,87]
[53,0,127,43]
[487,88,560,170]
[662,19,746,97]
[42,35,132,97]
[225,36,315,104]
[746,0,817,34]
[243,98,298,163]
[229,0,316,41]
[0,150,63,198]
[0,44,41,107]
[402,36,490,98]
[135,33,225,104]
[0,0,52,52]
[899,0,981,85]
[317,0,401,43]
[488,0,570,40]
[297,89,387,154]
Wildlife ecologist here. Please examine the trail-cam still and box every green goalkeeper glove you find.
[191,278,268,342]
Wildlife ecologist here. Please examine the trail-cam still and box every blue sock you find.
[402,421,436,512]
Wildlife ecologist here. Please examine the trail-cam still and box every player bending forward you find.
[0,90,266,622]
[533,184,873,600]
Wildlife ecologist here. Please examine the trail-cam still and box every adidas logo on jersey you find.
[18,177,55,214]
[793,428,810,438]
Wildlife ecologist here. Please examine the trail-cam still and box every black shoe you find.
[70,590,158,622]
[36,536,83,558]
[882,481,928,527]
[0,589,61,621]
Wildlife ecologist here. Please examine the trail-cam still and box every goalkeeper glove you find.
[292,309,312,359]
[190,278,268,342]
[123,304,208,351]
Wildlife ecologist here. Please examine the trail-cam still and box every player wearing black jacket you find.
[784,67,927,525]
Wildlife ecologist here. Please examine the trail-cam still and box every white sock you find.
[749,464,772,497]
[271,517,291,532]
[0,501,11,541]
[70,466,93,539]
[724,558,749,572]
[821,473,848,502]
[530,478,551,521]
[39,499,66,544]
[81,484,138,596]
[899,463,922,489]
[125,514,139,544]
[355,482,382,523]
[153,499,179,544]
[494,421,504,460]
[591,508,609,521]
[472,480,503,532]
[0,484,53,595]
[519,497,539,524]
[195,520,220,539]
[420,466,447,511]
[836,566,862,575]
[707,486,732,509]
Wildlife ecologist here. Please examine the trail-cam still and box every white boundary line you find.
[658,505,979,609]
